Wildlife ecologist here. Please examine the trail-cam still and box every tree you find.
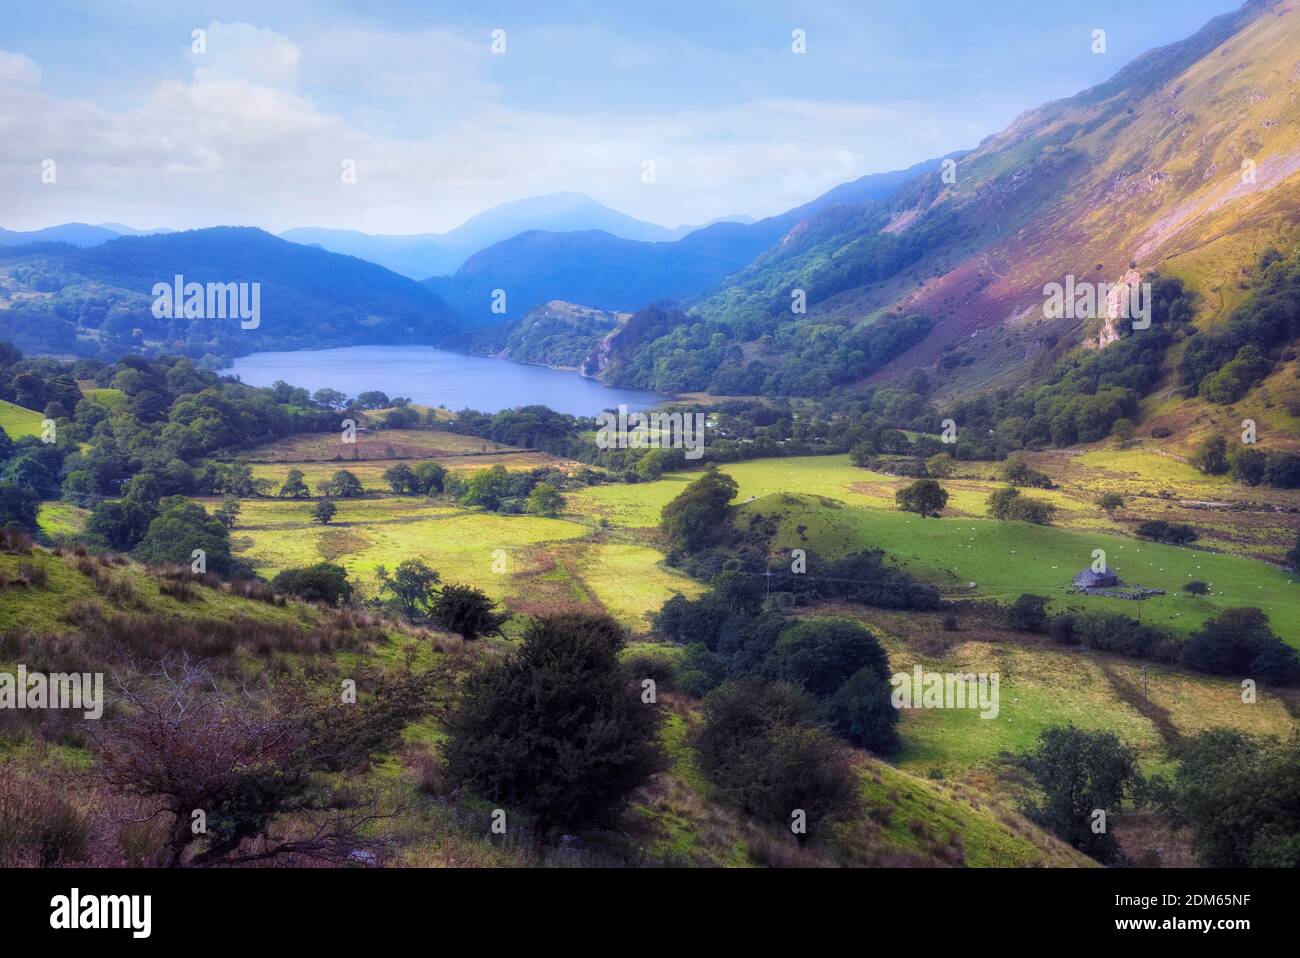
[1180,607,1300,684]
[925,452,955,478]
[0,481,40,533]
[376,558,441,618]
[383,463,416,495]
[659,467,738,555]
[132,497,233,575]
[694,679,859,840]
[762,618,890,699]
[93,662,438,867]
[271,563,353,606]
[822,666,900,753]
[86,498,157,551]
[1006,594,1051,633]
[311,499,336,524]
[311,388,349,411]
[1019,724,1143,864]
[412,461,446,495]
[279,468,310,499]
[429,584,508,640]
[321,470,363,499]
[355,390,390,410]
[1182,580,1209,595]
[213,497,240,530]
[1230,447,1268,486]
[1135,519,1198,544]
[460,464,512,511]
[1154,729,1300,867]
[987,486,1056,524]
[1110,418,1134,448]
[1097,492,1124,514]
[523,482,564,517]
[444,613,665,838]
[1001,456,1050,487]
[895,478,948,518]
[1192,434,1230,475]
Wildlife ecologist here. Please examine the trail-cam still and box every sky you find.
[0,0,1243,235]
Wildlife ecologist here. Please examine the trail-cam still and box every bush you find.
[1180,607,1300,684]
[1135,520,1199,544]
[821,666,900,753]
[444,613,666,837]
[987,486,1056,524]
[1005,594,1050,633]
[694,680,859,839]
[1182,580,1209,595]
[428,584,508,640]
[762,618,890,699]
[1048,613,1077,645]
[271,563,353,606]
[1155,729,1300,867]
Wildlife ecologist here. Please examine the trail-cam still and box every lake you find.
[226,345,665,417]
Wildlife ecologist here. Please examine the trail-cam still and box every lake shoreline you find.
[225,343,668,417]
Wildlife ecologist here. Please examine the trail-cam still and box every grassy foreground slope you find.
[0,543,1089,868]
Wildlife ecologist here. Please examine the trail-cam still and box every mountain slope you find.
[0,227,459,361]
[424,156,964,327]
[594,0,1300,412]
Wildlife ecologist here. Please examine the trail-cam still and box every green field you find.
[0,398,44,439]
[744,491,1299,641]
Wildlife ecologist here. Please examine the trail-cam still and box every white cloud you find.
[188,21,301,87]
[0,21,979,234]
[0,50,40,85]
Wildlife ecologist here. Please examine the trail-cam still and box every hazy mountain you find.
[0,227,458,361]
[0,223,174,247]
[280,192,723,279]
[0,223,123,248]
[423,157,964,326]
[94,223,174,236]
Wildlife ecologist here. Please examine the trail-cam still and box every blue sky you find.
[0,0,1241,234]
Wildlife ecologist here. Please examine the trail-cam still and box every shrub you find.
[1182,580,1209,595]
[694,679,859,839]
[1005,594,1050,633]
[1048,613,1077,645]
[987,486,1056,524]
[1135,520,1199,544]
[428,584,508,640]
[444,613,666,838]
[821,666,900,753]
[271,563,354,607]
[762,618,890,699]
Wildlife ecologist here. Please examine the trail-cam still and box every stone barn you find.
[1073,568,1119,591]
